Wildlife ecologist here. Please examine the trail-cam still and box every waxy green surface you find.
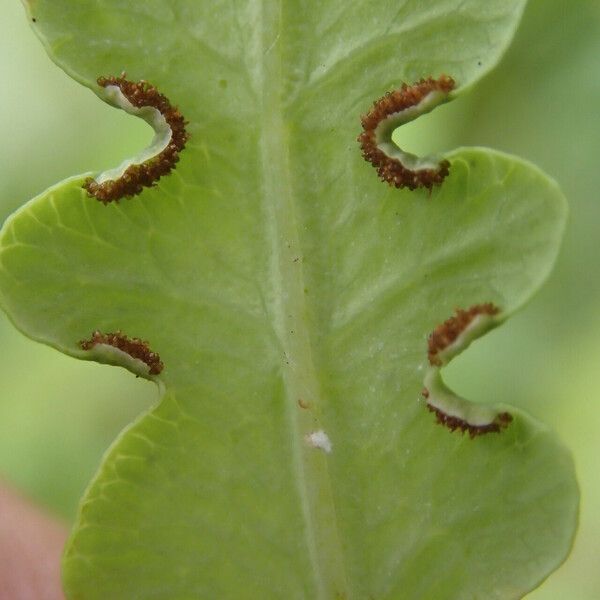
[0,1,577,598]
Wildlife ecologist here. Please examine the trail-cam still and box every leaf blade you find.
[0,1,577,598]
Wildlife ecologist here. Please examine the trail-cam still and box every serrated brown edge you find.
[358,75,455,190]
[422,393,513,438]
[83,74,189,203]
[428,303,500,366]
[79,330,164,375]
[424,302,512,437]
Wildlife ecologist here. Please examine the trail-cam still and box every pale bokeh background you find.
[0,0,597,597]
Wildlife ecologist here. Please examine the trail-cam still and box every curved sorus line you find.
[80,330,164,375]
[83,74,189,203]
[422,391,513,439]
[358,75,455,190]
[428,303,500,366]
[423,302,512,437]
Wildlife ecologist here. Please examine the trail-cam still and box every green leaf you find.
[0,1,577,598]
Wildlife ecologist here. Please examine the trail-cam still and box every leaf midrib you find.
[255,2,349,598]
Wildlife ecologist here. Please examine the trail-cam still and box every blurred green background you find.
[0,0,597,597]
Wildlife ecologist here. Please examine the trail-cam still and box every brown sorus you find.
[84,74,189,203]
[426,403,513,438]
[428,303,500,366]
[358,75,455,190]
[80,330,164,375]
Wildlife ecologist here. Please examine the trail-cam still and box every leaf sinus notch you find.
[83,74,189,203]
[422,303,513,438]
[358,75,455,191]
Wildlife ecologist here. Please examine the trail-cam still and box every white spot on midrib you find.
[305,430,333,454]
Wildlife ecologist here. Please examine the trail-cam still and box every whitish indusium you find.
[79,330,164,377]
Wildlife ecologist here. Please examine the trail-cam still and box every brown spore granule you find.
[425,400,513,438]
[358,75,455,190]
[83,74,189,203]
[80,330,164,375]
[428,303,500,366]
